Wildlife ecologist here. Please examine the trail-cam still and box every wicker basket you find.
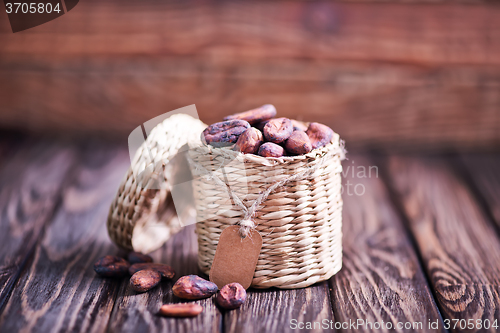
[188,133,344,289]
[107,114,207,253]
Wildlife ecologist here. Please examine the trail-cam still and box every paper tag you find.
[209,225,262,289]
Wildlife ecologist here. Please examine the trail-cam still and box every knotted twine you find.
[187,144,344,239]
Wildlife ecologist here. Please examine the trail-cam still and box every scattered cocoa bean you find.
[258,142,284,158]
[159,303,203,318]
[172,275,218,300]
[306,122,334,149]
[284,130,312,155]
[202,120,250,147]
[129,263,175,279]
[234,127,264,154]
[130,269,161,293]
[94,255,130,278]
[127,251,153,265]
[263,118,293,144]
[223,104,277,125]
[215,283,247,310]
[291,119,308,132]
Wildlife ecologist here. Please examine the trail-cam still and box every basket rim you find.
[190,132,342,167]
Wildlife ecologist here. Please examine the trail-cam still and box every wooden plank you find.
[0,141,76,312]
[385,155,500,330]
[1,2,499,65]
[0,145,129,332]
[224,282,335,333]
[0,0,491,39]
[107,225,222,333]
[329,156,444,333]
[459,154,500,231]
[1,2,500,149]
[1,61,499,150]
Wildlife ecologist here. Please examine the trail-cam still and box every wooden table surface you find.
[0,135,499,333]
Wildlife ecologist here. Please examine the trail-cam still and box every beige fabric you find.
[107,114,207,253]
[189,133,345,289]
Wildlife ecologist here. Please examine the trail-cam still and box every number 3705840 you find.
[5,3,61,14]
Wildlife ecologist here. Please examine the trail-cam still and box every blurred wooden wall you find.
[1,0,500,150]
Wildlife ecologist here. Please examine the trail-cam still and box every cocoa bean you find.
[223,104,277,125]
[284,130,312,155]
[234,127,264,154]
[94,255,130,278]
[172,275,218,300]
[129,263,175,279]
[130,269,161,293]
[258,142,284,158]
[159,303,203,318]
[263,118,293,144]
[306,122,334,149]
[291,119,308,132]
[215,283,247,310]
[254,119,271,132]
[202,120,250,147]
[127,251,153,265]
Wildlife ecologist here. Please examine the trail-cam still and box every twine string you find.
[188,145,343,238]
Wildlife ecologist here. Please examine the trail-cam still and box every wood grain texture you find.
[224,282,335,333]
[329,156,444,333]
[2,1,499,65]
[0,141,76,312]
[0,145,129,333]
[1,1,500,149]
[108,225,222,333]
[1,60,500,150]
[385,155,500,331]
[459,154,500,231]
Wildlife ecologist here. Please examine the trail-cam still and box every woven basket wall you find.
[188,134,344,289]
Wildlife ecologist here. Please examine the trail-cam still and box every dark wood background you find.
[1,0,500,150]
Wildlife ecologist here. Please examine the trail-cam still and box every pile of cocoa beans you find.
[202,104,334,157]
[94,253,246,318]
